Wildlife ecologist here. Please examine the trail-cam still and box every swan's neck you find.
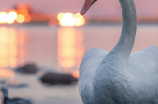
[110,0,137,63]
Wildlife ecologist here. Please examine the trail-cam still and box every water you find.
[0,24,158,104]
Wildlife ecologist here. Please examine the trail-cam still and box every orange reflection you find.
[17,29,25,66]
[16,14,25,23]
[0,5,31,24]
[0,69,14,79]
[0,11,17,24]
[72,71,79,78]
[57,13,64,20]
[24,15,31,22]
[57,12,85,27]
[58,27,76,68]
[0,27,25,77]
[60,13,76,26]
[57,27,84,75]
[20,8,28,17]
[7,11,17,24]
[74,13,85,26]
[0,27,9,67]
[0,12,8,24]
[8,28,17,67]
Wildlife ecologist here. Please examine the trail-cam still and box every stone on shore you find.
[40,72,78,85]
[16,64,39,74]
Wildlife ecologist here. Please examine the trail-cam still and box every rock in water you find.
[16,64,39,74]
[40,72,78,85]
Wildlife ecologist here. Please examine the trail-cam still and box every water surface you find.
[0,24,158,104]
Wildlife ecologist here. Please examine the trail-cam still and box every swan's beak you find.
[81,0,97,15]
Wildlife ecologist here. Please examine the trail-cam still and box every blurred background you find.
[0,0,158,104]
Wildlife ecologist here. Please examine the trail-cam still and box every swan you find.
[1,87,32,104]
[79,0,158,104]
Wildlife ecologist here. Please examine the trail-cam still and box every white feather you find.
[80,46,158,104]
[79,0,158,103]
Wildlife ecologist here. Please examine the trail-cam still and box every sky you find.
[1,0,158,17]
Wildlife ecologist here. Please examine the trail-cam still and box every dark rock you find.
[6,98,33,104]
[40,72,78,85]
[1,87,33,104]
[16,64,39,74]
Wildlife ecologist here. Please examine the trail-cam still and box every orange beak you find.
[81,0,97,15]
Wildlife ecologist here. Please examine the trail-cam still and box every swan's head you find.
[81,0,97,15]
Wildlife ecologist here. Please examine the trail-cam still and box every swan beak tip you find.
[80,0,97,15]
[80,11,84,16]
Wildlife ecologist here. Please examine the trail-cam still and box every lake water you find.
[0,24,158,104]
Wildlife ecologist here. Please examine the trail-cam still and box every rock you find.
[40,72,78,85]
[6,98,33,104]
[16,64,39,74]
[1,87,33,104]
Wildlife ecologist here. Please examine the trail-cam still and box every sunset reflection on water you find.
[57,27,84,77]
[0,24,157,104]
[0,27,25,79]
[0,26,85,79]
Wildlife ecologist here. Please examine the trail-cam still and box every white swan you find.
[79,0,158,104]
